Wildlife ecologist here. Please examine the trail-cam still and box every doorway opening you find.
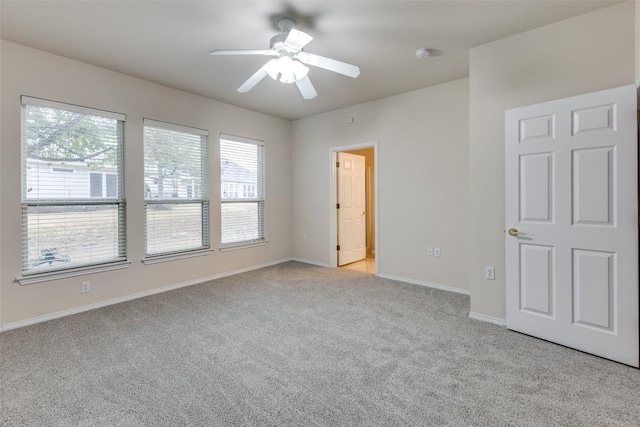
[329,142,378,275]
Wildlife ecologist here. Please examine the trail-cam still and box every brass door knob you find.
[508,228,525,236]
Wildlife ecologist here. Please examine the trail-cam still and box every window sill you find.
[17,261,131,285]
[142,248,213,265]
[219,240,268,252]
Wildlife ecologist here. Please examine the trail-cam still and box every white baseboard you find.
[469,312,507,327]
[377,273,470,296]
[291,257,331,268]
[1,257,293,332]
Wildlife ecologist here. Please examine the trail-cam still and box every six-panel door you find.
[505,85,638,367]
[337,152,366,266]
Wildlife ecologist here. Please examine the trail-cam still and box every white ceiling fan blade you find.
[237,59,276,93]
[284,29,313,51]
[297,52,360,78]
[295,76,318,100]
[210,49,271,56]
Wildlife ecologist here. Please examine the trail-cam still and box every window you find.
[220,134,265,247]
[90,172,102,197]
[243,184,256,198]
[88,173,118,198]
[21,96,126,275]
[144,119,209,257]
[106,174,117,198]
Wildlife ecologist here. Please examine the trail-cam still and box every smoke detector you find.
[415,48,432,59]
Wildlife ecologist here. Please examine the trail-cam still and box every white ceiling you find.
[0,1,619,120]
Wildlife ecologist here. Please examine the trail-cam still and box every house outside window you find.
[220,134,265,247]
[21,96,126,275]
[143,119,209,257]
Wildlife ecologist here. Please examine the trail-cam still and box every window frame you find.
[18,96,128,283]
[219,133,266,250]
[143,119,210,260]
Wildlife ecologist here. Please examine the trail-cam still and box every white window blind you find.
[21,96,126,275]
[144,119,209,257]
[220,134,265,247]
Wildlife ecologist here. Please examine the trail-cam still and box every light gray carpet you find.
[1,261,639,426]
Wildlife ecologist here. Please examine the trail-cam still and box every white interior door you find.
[505,84,638,367]
[337,152,366,266]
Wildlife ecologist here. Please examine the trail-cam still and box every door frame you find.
[329,141,379,273]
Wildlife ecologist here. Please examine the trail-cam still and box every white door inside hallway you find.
[337,152,366,266]
[505,84,638,367]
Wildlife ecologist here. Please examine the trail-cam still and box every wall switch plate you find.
[485,267,495,280]
[303,233,308,240]
[434,248,441,257]
[427,247,433,256]
[81,281,91,293]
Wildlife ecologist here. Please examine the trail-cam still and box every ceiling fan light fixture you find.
[277,56,295,83]
[212,17,360,98]
[272,56,309,83]
[292,60,309,80]
[280,70,296,84]
[265,59,279,80]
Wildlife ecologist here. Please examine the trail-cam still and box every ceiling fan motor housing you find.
[271,17,299,52]
[270,33,288,50]
[277,17,296,32]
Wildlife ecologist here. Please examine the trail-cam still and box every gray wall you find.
[292,78,470,293]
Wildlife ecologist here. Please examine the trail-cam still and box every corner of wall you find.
[636,0,640,85]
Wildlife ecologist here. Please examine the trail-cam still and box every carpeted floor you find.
[1,261,639,426]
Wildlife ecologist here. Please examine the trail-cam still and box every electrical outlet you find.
[485,267,495,280]
[81,281,90,293]
[303,233,308,240]
[434,248,441,257]
[427,247,433,256]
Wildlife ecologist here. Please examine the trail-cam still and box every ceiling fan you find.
[210,18,360,100]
